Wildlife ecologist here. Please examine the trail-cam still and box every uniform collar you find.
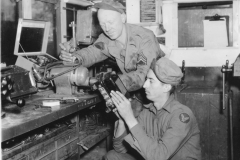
[126,24,137,46]
[148,94,175,114]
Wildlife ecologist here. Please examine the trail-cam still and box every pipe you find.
[229,91,234,160]
[222,67,225,110]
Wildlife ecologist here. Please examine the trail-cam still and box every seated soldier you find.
[106,57,201,160]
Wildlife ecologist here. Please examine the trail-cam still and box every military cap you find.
[93,0,125,14]
[150,57,183,85]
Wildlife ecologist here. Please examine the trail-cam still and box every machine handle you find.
[222,67,226,110]
[221,60,232,110]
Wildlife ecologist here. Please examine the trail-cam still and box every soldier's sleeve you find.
[124,109,194,160]
[119,37,164,92]
[72,34,109,67]
[113,131,129,153]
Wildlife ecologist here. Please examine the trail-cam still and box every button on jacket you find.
[73,23,165,92]
[113,94,201,160]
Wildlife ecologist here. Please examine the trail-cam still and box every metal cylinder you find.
[69,66,89,86]
[229,91,234,160]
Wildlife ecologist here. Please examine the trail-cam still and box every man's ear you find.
[121,13,127,23]
[164,84,172,93]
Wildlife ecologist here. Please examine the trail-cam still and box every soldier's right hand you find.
[59,42,76,62]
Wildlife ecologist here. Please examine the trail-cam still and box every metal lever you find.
[69,21,77,50]
[221,60,234,160]
[63,7,78,48]
[228,90,234,160]
[221,60,232,110]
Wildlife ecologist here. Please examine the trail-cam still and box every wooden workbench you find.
[2,91,101,142]
[1,91,111,160]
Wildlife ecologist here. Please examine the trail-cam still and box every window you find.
[127,0,161,26]
[178,1,233,48]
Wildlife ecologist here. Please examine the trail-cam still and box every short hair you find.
[169,85,176,95]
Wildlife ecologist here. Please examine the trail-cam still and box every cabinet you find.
[3,126,110,160]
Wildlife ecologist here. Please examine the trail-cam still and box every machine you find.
[32,62,130,113]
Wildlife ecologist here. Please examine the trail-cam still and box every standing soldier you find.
[59,0,165,116]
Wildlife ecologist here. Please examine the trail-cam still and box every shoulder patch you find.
[129,36,134,43]
[94,42,105,50]
[179,113,190,123]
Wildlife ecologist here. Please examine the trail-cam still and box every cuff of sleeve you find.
[113,131,128,153]
[72,52,83,65]
[124,124,144,154]
[113,131,127,141]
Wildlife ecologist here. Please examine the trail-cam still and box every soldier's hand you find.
[110,91,134,121]
[59,41,76,62]
[59,40,76,53]
[59,50,77,62]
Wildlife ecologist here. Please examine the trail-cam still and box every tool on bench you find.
[34,105,52,111]
[34,100,61,111]
[38,97,80,104]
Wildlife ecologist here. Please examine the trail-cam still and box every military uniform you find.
[109,94,201,160]
[73,23,165,92]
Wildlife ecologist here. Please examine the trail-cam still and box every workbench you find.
[1,91,111,160]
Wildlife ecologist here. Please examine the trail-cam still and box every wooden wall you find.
[1,0,57,65]
[176,91,240,160]
[177,67,240,160]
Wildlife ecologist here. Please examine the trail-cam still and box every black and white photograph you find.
[1,0,240,160]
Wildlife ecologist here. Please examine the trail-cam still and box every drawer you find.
[57,139,78,160]
[7,156,28,160]
[39,151,56,160]
[6,140,55,160]
[18,157,28,160]
[27,141,55,160]
[57,129,77,148]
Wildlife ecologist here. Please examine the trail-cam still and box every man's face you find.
[143,69,166,102]
[98,9,124,40]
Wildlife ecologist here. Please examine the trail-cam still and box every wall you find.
[162,0,240,67]
[126,0,240,159]
[178,7,233,47]
[176,6,240,158]
[1,0,57,65]
[1,0,18,65]
[176,90,240,160]
[179,66,240,160]
[31,0,57,57]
